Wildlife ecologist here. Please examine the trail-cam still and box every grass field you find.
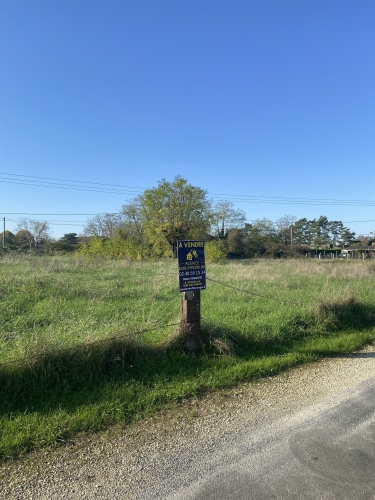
[1,254,375,461]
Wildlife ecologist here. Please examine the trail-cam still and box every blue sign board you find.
[177,240,206,292]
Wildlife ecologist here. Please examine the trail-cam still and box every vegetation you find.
[3,177,366,258]
[76,176,361,259]
[142,176,211,257]
[1,255,375,461]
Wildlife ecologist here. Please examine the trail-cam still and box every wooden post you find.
[182,290,201,353]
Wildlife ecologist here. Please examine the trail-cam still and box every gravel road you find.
[1,345,375,499]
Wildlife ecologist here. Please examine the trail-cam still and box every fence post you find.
[182,290,201,353]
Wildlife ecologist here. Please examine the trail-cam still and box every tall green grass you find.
[1,255,375,461]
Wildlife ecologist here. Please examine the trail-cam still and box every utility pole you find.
[2,217,4,249]
[290,226,293,247]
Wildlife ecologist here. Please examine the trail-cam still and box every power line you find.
[0,172,146,190]
[0,213,112,216]
[343,220,375,223]
[0,178,143,196]
[2,213,375,225]
[2,171,375,207]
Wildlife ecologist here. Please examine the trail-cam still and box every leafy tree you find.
[142,176,211,257]
[211,201,246,239]
[227,228,246,257]
[0,230,17,250]
[226,219,282,258]
[60,233,79,245]
[15,229,34,252]
[120,195,144,241]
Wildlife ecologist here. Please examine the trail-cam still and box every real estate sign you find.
[177,240,206,292]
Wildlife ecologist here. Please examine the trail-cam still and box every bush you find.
[78,237,148,259]
[45,241,79,254]
[205,240,227,262]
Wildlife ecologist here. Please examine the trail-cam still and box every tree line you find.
[80,176,362,259]
[1,176,370,257]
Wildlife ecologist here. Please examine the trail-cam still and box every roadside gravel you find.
[1,345,375,499]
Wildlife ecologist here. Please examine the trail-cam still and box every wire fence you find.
[206,277,316,307]
[0,273,177,293]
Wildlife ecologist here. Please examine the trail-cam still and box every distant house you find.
[341,245,375,257]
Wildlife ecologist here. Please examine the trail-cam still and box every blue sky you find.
[1,0,374,238]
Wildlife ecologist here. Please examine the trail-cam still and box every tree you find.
[142,176,211,257]
[276,215,297,245]
[211,201,246,239]
[251,218,277,238]
[240,220,278,257]
[339,227,356,247]
[15,230,34,251]
[15,218,50,251]
[310,216,330,247]
[293,218,313,246]
[327,221,345,247]
[0,230,16,250]
[83,213,124,238]
[120,195,144,241]
[357,234,372,246]
[60,233,79,245]
[227,228,245,257]
[327,221,355,247]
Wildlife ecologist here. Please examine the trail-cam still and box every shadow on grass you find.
[2,298,375,417]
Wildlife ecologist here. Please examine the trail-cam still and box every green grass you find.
[1,254,375,461]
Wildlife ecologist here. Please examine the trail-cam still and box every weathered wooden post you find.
[177,240,206,353]
[182,290,201,352]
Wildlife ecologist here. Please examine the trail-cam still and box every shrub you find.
[78,237,148,259]
[205,239,227,262]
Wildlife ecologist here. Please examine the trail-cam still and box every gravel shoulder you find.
[2,345,375,499]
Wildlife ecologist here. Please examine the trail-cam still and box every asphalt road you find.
[170,377,375,500]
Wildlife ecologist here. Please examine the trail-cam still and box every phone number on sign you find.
[179,270,206,277]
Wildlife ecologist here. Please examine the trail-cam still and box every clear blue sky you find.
[1,0,374,238]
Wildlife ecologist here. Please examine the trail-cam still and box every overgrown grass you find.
[1,255,375,461]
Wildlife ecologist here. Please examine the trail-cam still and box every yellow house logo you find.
[186,250,199,261]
